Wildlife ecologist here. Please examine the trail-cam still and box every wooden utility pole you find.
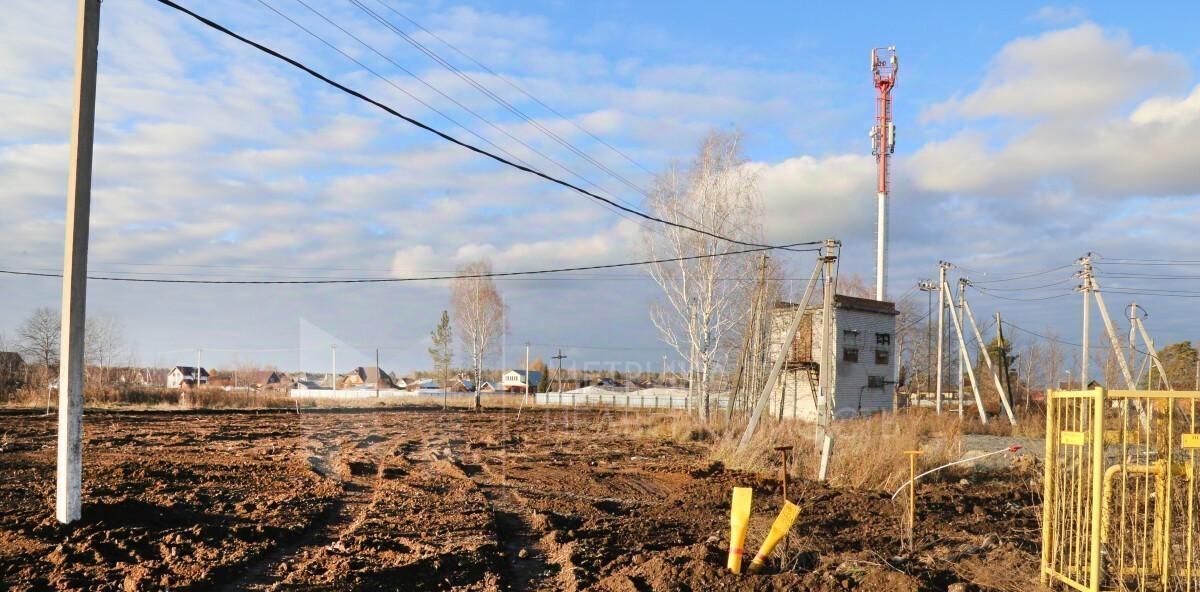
[995,312,1016,409]
[57,0,102,525]
[553,349,566,394]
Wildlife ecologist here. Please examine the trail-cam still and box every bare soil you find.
[0,407,1044,591]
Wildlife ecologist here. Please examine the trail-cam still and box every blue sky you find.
[3,1,1200,378]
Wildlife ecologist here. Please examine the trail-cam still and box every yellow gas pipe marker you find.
[727,487,753,574]
[748,501,801,573]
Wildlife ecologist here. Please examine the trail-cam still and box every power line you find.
[256,0,653,235]
[348,0,650,200]
[370,0,654,176]
[968,276,1077,292]
[971,286,1077,302]
[958,263,1075,284]
[152,0,798,251]
[0,241,819,285]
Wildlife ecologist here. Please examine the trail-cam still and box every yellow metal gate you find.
[1042,388,1200,591]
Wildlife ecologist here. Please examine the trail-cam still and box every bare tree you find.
[451,260,505,410]
[428,310,453,408]
[85,313,125,386]
[641,130,763,422]
[18,307,60,370]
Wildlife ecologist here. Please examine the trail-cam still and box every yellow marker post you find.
[748,501,800,573]
[904,450,923,550]
[727,487,753,574]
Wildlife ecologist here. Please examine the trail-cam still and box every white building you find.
[501,369,542,392]
[167,366,209,389]
[768,295,898,420]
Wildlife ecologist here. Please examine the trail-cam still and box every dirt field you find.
[0,407,1044,591]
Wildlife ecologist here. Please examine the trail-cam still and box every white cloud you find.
[1028,5,1087,26]
[924,23,1187,121]
[751,154,878,245]
[913,84,1200,197]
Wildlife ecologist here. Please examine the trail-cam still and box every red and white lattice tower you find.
[870,46,898,301]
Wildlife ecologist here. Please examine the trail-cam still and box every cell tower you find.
[870,46,898,301]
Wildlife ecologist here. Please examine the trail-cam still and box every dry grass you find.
[960,404,1047,438]
[619,409,968,492]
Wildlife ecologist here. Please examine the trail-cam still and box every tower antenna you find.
[871,46,898,301]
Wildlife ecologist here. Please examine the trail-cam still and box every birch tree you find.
[451,260,505,410]
[18,307,60,370]
[641,130,763,422]
[428,310,453,408]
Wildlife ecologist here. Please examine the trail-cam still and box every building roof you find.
[772,294,898,316]
[506,369,543,384]
[172,366,209,377]
[350,366,397,388]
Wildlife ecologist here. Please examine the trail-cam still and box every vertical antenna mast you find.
[871,46,898,301]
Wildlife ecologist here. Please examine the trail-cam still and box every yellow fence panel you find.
[1042,388,1200,592]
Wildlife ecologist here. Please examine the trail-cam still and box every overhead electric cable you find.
[970,286,1076,302]
[370,0,654,176]
[958,263,1075,284]
[348,0,650,200]
[0,241,819,285]
[256,0,652,234]
[151,0,798,251]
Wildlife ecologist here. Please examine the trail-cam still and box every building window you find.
[843,347,859,363]
[875,332,891,365]
[842,329,859,363]
[868,375,885,388]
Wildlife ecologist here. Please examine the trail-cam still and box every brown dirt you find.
[0,407,1046,591]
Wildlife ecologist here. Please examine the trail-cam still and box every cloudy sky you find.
[3,1,1200,375]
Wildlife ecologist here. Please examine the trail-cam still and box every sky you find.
[3,1,1200,377]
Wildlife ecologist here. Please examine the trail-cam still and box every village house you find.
[501,369,542,392]
[166,366,209,389]
[341,367,398,389]
[767,295,898,421]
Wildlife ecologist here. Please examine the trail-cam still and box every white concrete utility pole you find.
[935,262,949,414]
[1079,255,1092,387]
[816,239,839,482]
[956,279,966,418]
[942,276,988,424]
[56,0,102,525]
[736,254,824,453]
[959,282,1016,424]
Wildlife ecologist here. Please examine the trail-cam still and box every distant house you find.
[501,369,543,392]
[341,367,398,389]
[0,352,25,390]
[0,352,25,374]
[406,378,438,391]
[294,380,327,391]
[478,381,496,393]
[451,376,475,392]
[167,366,209,389]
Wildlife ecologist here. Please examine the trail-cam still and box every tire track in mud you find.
[452,441,570,592]
[229,432,393,591]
